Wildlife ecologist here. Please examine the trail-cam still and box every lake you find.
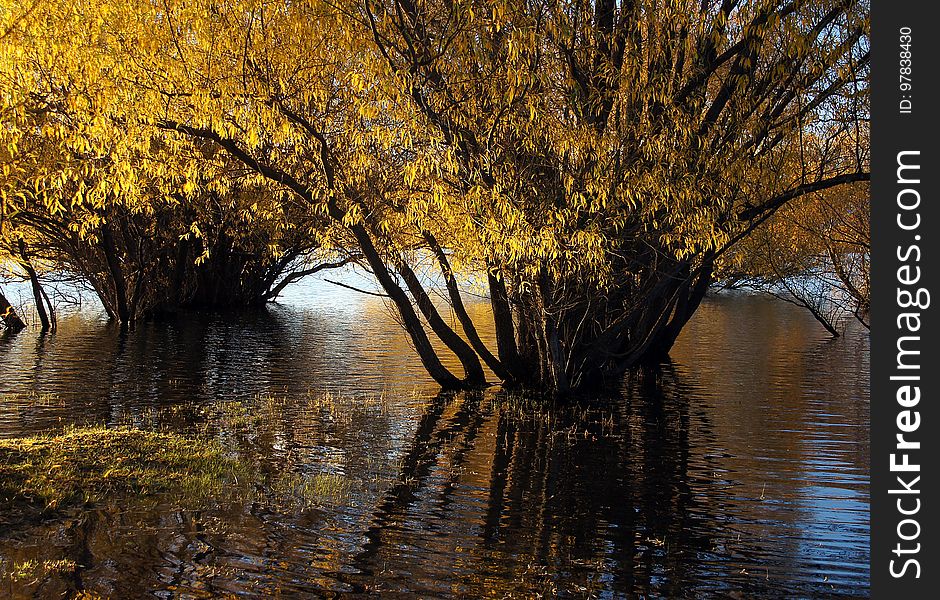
[0,276,870,598]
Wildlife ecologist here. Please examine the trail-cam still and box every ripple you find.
[0,282,869,597]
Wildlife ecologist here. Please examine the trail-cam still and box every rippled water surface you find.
[0,279,870,598]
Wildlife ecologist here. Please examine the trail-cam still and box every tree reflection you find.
[345,367,723,597]
[0,298,870,597]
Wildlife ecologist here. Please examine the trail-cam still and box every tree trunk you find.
[396,259,487,385]
[18,240,50,331]
[345,220,463,389]
[646,260,715,360]
[39,283,57,332]
[100,223,131,325]
[422,231,512,381]
[171,238,191,305]
[487,268,526,382]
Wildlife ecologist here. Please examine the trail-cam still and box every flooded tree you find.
[9,239,56,331]
[360,0,870,392]
[719,181,870,335]
[0,0,869,394]
[0,77,348,325]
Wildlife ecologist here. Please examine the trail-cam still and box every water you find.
[0,278,870,598]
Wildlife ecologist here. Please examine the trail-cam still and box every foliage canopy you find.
[1,0,870,393]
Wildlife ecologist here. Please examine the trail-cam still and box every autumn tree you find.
[1,0,870,395]
[360,0,870,392]
[720,181,870,335]
[1,0,492,385]
[0,5,351,325]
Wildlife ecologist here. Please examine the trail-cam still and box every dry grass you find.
[6,558,77,583]
[0,426,249,509]
[273,471,351,507]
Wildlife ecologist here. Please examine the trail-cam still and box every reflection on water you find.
[0,280,869,597]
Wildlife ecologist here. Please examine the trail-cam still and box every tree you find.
[719,181,870,335]
[0,4,348,325]
[360,0,870,392]
[1,0,870,395]
[2,236,56,330]
[2,0,489,385]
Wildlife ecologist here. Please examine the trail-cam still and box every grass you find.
[0,426,250,509]
[0,389,429,515]
[7,559,77,583]
[0,391,64,407]
[217,398,267,430]
[273,471,350,507]
[214,390,401,434]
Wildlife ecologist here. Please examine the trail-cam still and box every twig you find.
[322,278,390,298]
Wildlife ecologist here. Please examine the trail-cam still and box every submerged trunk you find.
[18,240,55,332]
[345,220,464,390]
[363,248,716,397]
[536,258,714,392]
[396,258,487,386]
[82,217,327,323]
[425,232,513,382]
[100,223,131,326]
[487,269,526,382]
[393,252,715,397]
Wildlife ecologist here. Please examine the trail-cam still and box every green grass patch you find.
[0,426,250,509]
[273,471,350,507]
